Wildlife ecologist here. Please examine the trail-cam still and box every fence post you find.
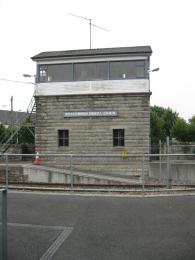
[166,137,172,189]
[70,155,73,190]
[141,155,145,191]
[159,140,162,180]
[5,155,8,190]
[2,189,7,260]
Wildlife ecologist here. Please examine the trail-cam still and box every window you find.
[136,62,145,78]
[39,65,47,82]
[38,64,73,82]
[109,60,145,79]
[74,62,108,81]
[113,129,125,147]
[37,60,146,82]
[58,130,69,146]
[47,64,72,82]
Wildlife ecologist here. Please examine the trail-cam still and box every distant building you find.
[32,46,152,175]
[0,110,26,126]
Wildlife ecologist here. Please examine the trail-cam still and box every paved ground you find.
[4,192,195,260]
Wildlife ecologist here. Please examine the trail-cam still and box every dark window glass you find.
[47,64,72,82]
[136,63,145,78]
[39,65,48,82]
[109,60,145,79]
[74,62,108,81]
[58,130,69,146]
[38,64,72,82]
[113,129,125,147]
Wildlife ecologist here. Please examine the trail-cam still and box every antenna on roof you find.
[67,13,109,49]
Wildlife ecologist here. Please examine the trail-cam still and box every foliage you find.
[150,106,179,144]
[0,124,7,142]
[189,115,195,125]
[151,106,195,143]
[18,126,34,144]
[150,112,165,144]
[171,115,195,142]
[0,123,34,145]
[171,118,189,142]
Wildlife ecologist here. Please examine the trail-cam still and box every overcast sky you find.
[0,0,194,120]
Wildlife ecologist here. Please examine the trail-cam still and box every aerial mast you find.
[67,13,109,49]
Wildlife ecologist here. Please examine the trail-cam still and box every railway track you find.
[1,182,195,194]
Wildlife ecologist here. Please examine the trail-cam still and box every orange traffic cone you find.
[34,152,40,165]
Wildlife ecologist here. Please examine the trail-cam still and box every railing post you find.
[70,155,73,190]
[1,189,7,260]
[5,155,8,190]
[159,140,162,180]
[141,155,145,191]
[166,137,172,189]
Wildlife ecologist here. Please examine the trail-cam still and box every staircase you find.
[0,96,36,154]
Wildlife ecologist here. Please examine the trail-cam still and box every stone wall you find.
[35,93,150,175]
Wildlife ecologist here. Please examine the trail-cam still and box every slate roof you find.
[0,110,26,125]
[32,46,152,60]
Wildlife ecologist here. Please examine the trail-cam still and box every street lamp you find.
[23,74,34,78]
[23,74,37,82]
[148,67,160,73]
[148,67,159,93]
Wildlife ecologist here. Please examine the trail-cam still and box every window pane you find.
[74,62,108,81]
[58,130,69,146]
[47,64,72,82]
[113,129,125,147]
[136,65,145,78]
[110,60,145,79]
[39,65,48,82]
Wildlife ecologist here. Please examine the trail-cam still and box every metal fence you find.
[0,153,195,193]
[151,139,195,157]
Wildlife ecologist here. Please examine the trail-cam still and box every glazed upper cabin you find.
[31,46,152,96]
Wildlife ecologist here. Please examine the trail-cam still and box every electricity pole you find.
[10,96,13,128]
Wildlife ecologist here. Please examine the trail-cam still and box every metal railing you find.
[0,153,195,192]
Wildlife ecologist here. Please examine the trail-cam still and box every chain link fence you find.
[0,153,195,192]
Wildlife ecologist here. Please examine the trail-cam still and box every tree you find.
[150,111,165,144]
[171,115,195,142]
[0,124,6,142]
[150,106,179,144]
[187,115,195,142]
[18,126,34,144]
[171,118,189,142]
[162,108,178,137]
[189,115,195,125]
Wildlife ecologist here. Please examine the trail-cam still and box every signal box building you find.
[32,46,152,176]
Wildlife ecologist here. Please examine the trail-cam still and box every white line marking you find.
[39,227,73,260]
[8,222,68,231]
[8,222,73,260]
